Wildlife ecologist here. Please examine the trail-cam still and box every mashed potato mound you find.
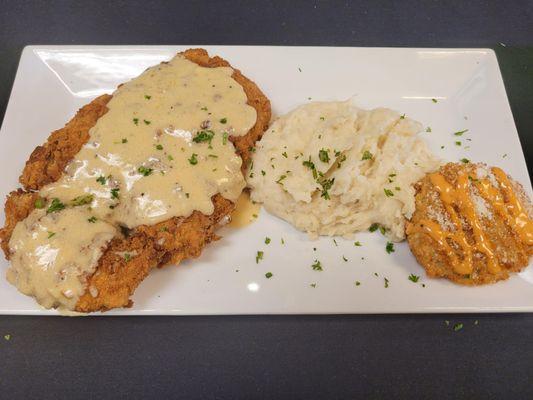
[247,100,441,241]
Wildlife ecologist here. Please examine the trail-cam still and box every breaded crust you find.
[0,49,271,312]
[406,162,533,285]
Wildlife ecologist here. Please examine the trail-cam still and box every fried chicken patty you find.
[0,49,271,312]
[406,162,533,285]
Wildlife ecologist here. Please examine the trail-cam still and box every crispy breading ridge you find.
[0,48,271,312]
[406,162,533,285]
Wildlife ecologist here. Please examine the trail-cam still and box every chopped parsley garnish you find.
[319,116,325,120]
[281,238,285,245]
[87,216,97,223]
[384,188,394,197]
[342,255,348,262]
[200,106,208,111]
[133,118,139,125]
[261,170,266,176]
[143,119,151,125]
[311,260,323,271]
[122,138,128,143]
[71,194,94,206]
[34,198,45,209]
[400,114,405,119]
[454,129,468,136]
[222,132,229,145]
[408,274,420,283]
[354,241,362,246]
[319,178,334,200]
[124,253,131,262]
[318,148,330,163]
[361,150,373,161]
[144,95,151,100]
[455,141,461,146]
[208,154,218,159]
[276,174,287,184]
[460,158,470,164]
[369,223,380,232]
[431,98,437,103]
[453,323,464,332]
[193,130,215,145]
[256,251,264,264]
[385,242,395,254]
[110,188,120,199]
[96,176,107,185]
[282,151,288,158]
[302,157,318,179]
[167,155,174,161]
[395,186,401,191]
[310,283,317,288]
[155,144,163,150]
[265,272,273,279]
[188,153,198,165]
[265,237,271,244]
[138,166,153,176]
[47,231,56,239]
[426,127,432,132]
[384,277,390,288]
[355,281,361,286]
[219,118,227,124]
[46,198,65,214]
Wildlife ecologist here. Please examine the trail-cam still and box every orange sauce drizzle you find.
[414,172,500,275]
[491,167,533,245]
[412,167,533,276]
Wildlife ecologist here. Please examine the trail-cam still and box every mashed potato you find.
[247,100,440,241]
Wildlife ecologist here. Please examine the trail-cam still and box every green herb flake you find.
[453,323,464,332]
[188,153,198,165]
[432,98,437,103]
[319,116,325,121]
[219,118,227,124]
[143,119,151,125]
[361,150,373,161]
[384,188,394,197]
[200,106,208,111]
[88,216,97,223]
[354,241,362,247]
[144,94,151,100]
[155,144,163,150]
[34,198,45,209]
[261,170,266,176]
[265,237,271,245]
[311,260,323,271]
[455,141,462,146]
[282,151,288,158]
[333,239,338,247]
[167,155,174,161]
[408,274,420,283]
[342,255,348,262]
[122,138,128,143]
[133,118,139,125]
[256,251,264,264]
[47,231,56,239]
[96,176,107,185]
[110,188,120,199]
[265,272,273,279]
[384,277,390,288]
[281,238,285,245]
[369,223,380,232]
[46,198,65,214]
[302,157,318,179]
[222,132,229,145]
[71,194,94,207]
[319,178,335,200]
[193,130,215,145]
[400,114,406,119]
[310,283,317,288]
[385,242,395,254]
[276,174,287,184]
[426,127,432,133]
[124,253,131,262]
[454,129,469,136]
[355,281,361,286]
[318,149,330,163]
[138,166,153,176]
[460,158,470,164]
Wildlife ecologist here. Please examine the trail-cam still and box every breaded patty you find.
[406,162,533,285]
[0,48,271,312]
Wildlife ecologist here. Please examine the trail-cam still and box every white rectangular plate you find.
[0,46,531,315]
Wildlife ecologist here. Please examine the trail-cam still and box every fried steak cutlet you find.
[0,49,271,312]
[406,162,533,285]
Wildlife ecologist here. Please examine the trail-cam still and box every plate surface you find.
[0,46,531,315]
